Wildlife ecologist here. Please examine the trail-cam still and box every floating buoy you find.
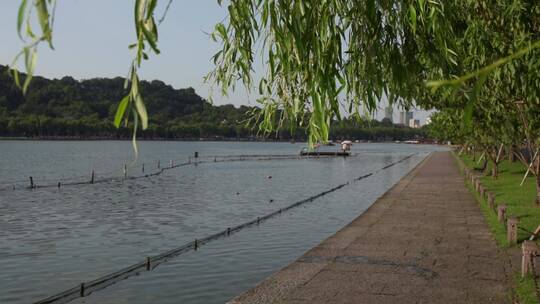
[236,192,240,195]
[267,176,272,179]
[269,199,274,203]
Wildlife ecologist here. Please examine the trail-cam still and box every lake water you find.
[0,141,448,304]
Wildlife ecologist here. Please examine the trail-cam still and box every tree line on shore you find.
[428,103,540,207]
[0,65,425,141]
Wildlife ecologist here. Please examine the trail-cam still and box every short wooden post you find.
[157,160,160,169]
[194,239,198,250]
[123,164,127,178]
[487,192,495,211]
[169,160,173,167]
[507,217,519,245]
[497,204,507,223]
[80,283,85,297]
[145,257,151,271]
[522,241,538,277]
[142,163,145,173]
[90,170,95,184]
[257,217,260,224]
[479,185,485,199]
[57,182,61,188]
[214,157,217,162]
[29,176,34,189]
[227,227,231,235]
[194,151,199,158]
[188,156,191,164]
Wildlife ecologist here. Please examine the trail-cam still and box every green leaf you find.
[22,48,37,94]
[35,0,53,48]
[132,109,139,158]
[131,72,139,96]
[25,19,36,39]
[134,94,148,130]
[409,4,417,33]
[17,0,28,39]
[215,23,227,39]
[142,22,160,53]
[114,95,130,128]
[146,0,158,20]
[134,0,144,36]
[462,99,474,130]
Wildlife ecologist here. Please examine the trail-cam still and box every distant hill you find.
[0,64,258,139]
[0,65,426,141]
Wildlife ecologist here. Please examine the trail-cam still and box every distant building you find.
[406,111,413,124]
[409,119,421,128]
[399,111,413,125]
[384,106,393,123]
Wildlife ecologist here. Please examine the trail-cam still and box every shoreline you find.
[0,137,440,146]
[228,151,510,303]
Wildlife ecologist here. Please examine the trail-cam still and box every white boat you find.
[341,140,353,151]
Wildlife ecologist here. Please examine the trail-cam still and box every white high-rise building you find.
[384,106,393,122]
[399,111,413,125]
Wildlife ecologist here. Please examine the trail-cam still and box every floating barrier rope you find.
[32,153,418,304]
[1,153,364,192]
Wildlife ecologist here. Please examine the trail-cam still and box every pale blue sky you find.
[0,1,430,123]
[0,0,257,106]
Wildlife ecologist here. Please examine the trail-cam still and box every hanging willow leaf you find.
[17,0,28,39]
[206,0,461,145]
[22,48,37,94]
[36,0,53,48]
[409,5,417,33]
[427,40,540,90]
[12,0,56,94]
[142,21,160,53]
[134,94,148,130]
[114,95,130,128]
[132,109,139,158]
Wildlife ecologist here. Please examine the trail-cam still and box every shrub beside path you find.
[229,152,511,304]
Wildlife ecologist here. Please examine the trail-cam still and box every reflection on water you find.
[0,141,448,304]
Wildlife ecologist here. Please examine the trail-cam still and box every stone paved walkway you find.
[229,152,511,304]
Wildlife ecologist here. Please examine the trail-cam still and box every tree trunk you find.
[536,174,540,207]
[509,145,516,162]
[536,155,540,207]
[483,159,490,176]
[492,162,498,179]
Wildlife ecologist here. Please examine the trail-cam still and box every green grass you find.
[464,180,509,246]
[514,274,539,304]
[459,153,540,246]
[454,152,540,303]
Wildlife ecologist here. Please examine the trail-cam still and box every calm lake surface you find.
[0,141,448,304]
